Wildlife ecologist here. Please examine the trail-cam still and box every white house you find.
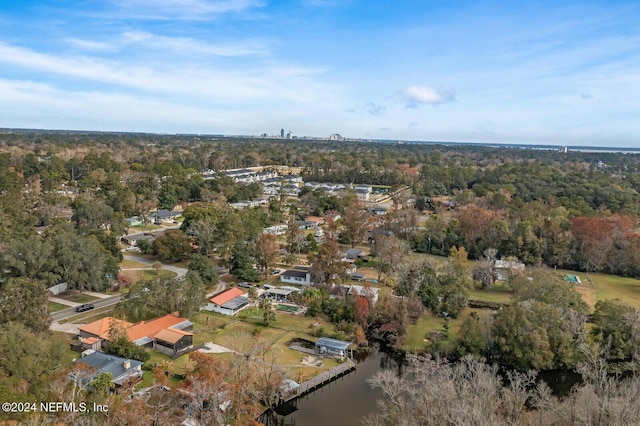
[280,266,313,285]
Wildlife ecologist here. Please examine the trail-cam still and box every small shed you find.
[315,337,352,358]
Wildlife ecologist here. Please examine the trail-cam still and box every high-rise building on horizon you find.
[280,128,284,138]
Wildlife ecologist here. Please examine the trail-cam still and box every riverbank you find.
[262,347,401,425]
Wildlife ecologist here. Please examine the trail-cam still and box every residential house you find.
[72,350,143,390]
[149,209,181,224]
[125,216,144,227]
[342,248,368,263]
[263,224,288,235]
[280,266,313,285]
[205,288,249,316]
[372,207,388,216]
[315,337,352,358]
[294,220,317,230]
[230,199,266,209]
[354,188,371,201]
[305,216,325,227]
[493,259,525,281]
[353,185,372,201]
[120,233,156,246]
[78,314,194,356]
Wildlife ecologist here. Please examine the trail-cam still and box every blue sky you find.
[0,0,638,146]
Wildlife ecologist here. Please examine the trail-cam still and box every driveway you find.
[122,254,188,278]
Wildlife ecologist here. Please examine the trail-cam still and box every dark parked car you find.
[75,303,95,313]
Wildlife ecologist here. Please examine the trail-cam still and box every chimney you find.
[123,360,131,369]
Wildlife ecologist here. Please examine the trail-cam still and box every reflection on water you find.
[262,346,403,426]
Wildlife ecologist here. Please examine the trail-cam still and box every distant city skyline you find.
[0,1,638,147]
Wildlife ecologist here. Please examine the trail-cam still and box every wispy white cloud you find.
[121,31,269,57]
[391,86,455,108]
[0,42,328,102]
[106,0,266,20]
[63,38,118,52]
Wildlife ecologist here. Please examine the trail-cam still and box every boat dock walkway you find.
[282,359,356,404]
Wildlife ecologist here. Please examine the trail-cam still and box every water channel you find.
[261,344,583,426]
[262,347,402,426]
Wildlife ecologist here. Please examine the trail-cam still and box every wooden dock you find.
[281,359,356,404]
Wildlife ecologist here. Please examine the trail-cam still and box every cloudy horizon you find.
[0,0,638,147]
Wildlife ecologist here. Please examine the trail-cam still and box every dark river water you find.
[261,347,582,426]
[262,347,402,426]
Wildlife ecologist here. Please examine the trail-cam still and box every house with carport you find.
[315,337,353,358]
[204,287,249,315]
[78,314,194,357]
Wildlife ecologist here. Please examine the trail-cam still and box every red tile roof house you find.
[78,314,194,358]
[204,287,249,316]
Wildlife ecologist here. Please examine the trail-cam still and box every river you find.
[262,347,402,426]
[261,348,582,425]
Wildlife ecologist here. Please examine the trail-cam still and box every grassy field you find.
[118,269,177,284]
[135,309,344,388]
[403,267,640,355]
[120,259,152,269]
[48,301,70,312]
[51,331,83,364]
[468,281,513,304]
[579,272,640,308]
[128,224,163,232]
[56,292,101,304]
[403,312,469,353]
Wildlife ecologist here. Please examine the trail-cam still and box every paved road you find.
[50,294,122,322]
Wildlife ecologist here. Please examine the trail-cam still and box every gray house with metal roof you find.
[315,337,352,358]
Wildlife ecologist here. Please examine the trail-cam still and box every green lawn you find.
[585,272,640,308]
[51,331,82,364]
[403,310,471,354]
[468,282,513,304]
[551,269,640,310]
[128,224,163,232]
[403,269,640,356]
[48,301,70,312]
[120,259,151,269]
[56,293,101,304]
